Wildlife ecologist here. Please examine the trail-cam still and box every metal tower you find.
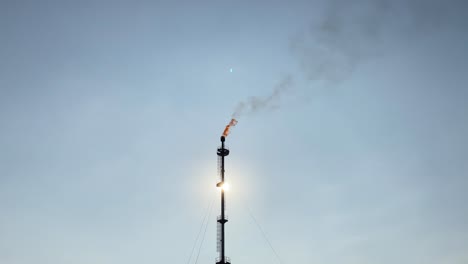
[216,136,231,264]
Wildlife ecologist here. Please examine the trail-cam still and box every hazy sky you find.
[1,1,468,264]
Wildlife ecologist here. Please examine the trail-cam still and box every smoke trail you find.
[229,0,467,120]
[232,75,293,119]
[291,0,468,83]
[291,0,391,83]
[231,0,387,120]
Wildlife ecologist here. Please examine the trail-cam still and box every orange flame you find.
[222,118,238,137]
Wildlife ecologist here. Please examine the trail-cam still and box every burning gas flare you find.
[222,118,238,137]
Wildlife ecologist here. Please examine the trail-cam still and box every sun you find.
[219,182,230,191]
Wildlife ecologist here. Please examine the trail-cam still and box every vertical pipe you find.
[221,140,225,262]
[217,136,229,264]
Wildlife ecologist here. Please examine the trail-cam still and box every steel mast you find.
[216,136,231,264]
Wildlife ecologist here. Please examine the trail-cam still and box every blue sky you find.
[1,1,468,263]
